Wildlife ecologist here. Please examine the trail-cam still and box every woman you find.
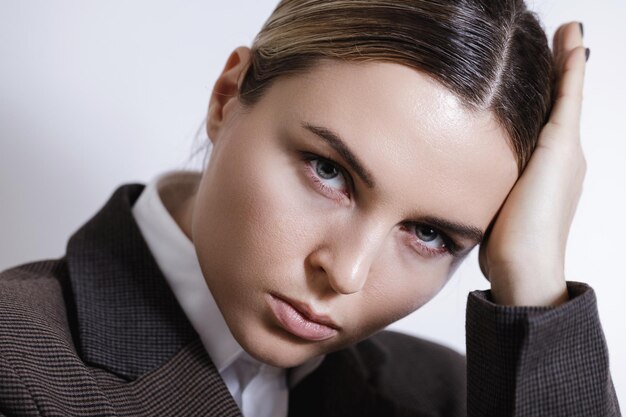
[0,0,620,416]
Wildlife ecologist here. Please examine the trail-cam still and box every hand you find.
[478,22,589,306]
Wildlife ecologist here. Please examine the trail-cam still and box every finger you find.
[548,46,587,129]
[552,23,568,58]
[558,22,584,54]
[554,22,584,73]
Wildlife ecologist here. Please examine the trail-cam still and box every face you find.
[188,51,518,367]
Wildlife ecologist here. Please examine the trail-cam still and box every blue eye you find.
[311,158,348,192]
[315,159,340,180]
[415,225,440,243]
[402,223,459,257]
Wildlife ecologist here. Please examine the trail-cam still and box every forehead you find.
[256,60,519,229]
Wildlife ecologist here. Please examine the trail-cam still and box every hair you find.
[236,0,555,174]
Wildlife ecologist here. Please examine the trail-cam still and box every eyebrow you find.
[301,122,484,245]
[419,215,484,245]
[301,122,375,188]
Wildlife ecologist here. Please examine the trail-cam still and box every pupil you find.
[317,161,338,179]
[417,227,437,242]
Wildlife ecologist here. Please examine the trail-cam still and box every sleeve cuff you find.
[466,281,616,416]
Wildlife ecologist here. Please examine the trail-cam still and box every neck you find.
[158,176,197,242]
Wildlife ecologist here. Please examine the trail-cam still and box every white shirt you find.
[131,170,324,417]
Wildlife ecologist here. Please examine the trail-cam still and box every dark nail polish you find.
[585,48,591,62]
[579,22,584,38]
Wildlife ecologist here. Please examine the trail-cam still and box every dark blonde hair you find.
[238,0,555,173]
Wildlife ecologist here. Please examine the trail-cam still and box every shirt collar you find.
[131,170,323,384]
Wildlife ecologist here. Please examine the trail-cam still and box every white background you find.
[1,0,624,407]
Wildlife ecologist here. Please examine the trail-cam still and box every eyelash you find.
[300,152,460,258]
[399,223,460,258]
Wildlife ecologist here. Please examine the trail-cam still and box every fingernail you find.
[579,22,584,38]
[585,48,591,62]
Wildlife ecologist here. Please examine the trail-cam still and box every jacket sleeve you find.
[465,281,621,417]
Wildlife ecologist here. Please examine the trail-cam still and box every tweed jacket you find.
[0,184,621,417]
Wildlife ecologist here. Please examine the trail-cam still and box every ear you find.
[206,46,252,142]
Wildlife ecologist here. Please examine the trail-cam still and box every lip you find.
[267,293,339,341]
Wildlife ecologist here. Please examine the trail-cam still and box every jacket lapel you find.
[65,183,242,416]
[66,183,197,379]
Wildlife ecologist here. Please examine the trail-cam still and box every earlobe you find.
[206,46,252,142]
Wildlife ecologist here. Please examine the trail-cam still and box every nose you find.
[307,223,384,295]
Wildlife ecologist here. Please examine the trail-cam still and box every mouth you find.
[266,293,339,342]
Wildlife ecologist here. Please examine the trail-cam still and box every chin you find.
[233,321,334,368]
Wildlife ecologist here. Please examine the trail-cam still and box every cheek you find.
[347,241,452,339]
[193,140,320,286]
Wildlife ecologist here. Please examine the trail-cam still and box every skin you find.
[171,22,587,368]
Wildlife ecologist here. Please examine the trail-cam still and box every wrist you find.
[487,264,569,307]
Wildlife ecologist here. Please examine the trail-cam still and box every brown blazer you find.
[0,184,621,416]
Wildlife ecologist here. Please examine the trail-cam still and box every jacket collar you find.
[66,183,198,380]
